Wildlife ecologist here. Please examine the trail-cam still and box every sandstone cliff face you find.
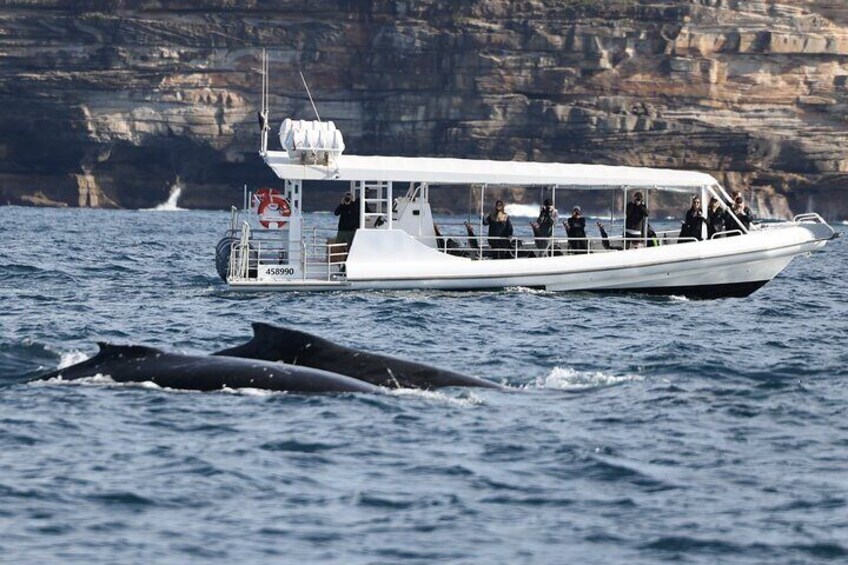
[0,0,846,219]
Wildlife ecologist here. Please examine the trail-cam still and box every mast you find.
[259,49,270,156]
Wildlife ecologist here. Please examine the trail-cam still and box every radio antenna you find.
[299,70,321,122]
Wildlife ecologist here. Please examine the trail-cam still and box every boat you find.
[214,62,836,298]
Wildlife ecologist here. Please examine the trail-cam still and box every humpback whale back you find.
[34,341,381,394]
[216,323,501,390]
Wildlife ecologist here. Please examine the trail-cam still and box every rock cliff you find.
[0,0,846,219]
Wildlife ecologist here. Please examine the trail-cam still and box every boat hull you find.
[228,222,831,298]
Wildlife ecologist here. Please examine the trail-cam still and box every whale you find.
[214,323,501,390]
[33,343,382,394]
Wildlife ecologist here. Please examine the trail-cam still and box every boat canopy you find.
[264,151,718,192]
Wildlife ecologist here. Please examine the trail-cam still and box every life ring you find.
[254,188,291,229]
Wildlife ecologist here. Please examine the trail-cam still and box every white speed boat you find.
[216,60,835,298]
[214,117,834,298]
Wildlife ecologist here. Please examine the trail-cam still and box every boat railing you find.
[710,229,743,239]
[793,212,828,225]
[301,239,348,281]
[229,221,254,281]
[423,229,702,260]
[228,223,347,283]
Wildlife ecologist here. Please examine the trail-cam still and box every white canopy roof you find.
[264,151,718,191]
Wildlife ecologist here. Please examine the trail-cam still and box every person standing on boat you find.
[482,200,514,257]
[564,206,588,252]
[625,191,649,248]
[679,196,706,242]
[531,199,558,250]
[726,194,754,235]
[707,197,725,239]
[334,191,359,251]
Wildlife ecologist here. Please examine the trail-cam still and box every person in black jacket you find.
[625,191,649,248]
[564,206,588,252]
[482,200,514,258]
[726,195,754,235]
[679,196,706,242]
[334,192,359,251]
[706,197,725,239]
[531,199,558,250]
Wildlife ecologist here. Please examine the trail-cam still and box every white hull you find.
[228,222,832,298]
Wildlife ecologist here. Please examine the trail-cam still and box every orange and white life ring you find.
[253,188,291,229]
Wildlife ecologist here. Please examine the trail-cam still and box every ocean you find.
[1,206,846,564]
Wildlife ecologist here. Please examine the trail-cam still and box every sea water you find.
[1,206,846,564]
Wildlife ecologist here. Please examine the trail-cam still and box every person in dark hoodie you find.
[482,200,514,257]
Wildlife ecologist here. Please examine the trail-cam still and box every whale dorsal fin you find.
[251,322,325,348]
[95,343,163,360]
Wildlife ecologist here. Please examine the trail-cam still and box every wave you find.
[0,341,61,383]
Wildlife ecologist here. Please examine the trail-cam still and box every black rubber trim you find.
[592,280,770,299]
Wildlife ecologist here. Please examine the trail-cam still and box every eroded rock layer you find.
[0,0,846,218]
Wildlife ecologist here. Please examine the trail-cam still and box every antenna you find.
[299,71,321,122]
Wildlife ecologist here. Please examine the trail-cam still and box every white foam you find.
[668,295,690,302]
[36,373,115,386]
[219,386,283,397]
[534,366,642,390]
[143,185,185,211]
[58,350,90,369]
[388,387,484,407]
[505,286,551,295]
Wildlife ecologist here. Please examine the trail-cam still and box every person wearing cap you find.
[563,206,588,252]
[334,191,359,251]
[625,191,649,248]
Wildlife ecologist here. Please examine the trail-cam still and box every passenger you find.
[679,196,706,242]
[728,190,741,206]
[530,199,558,250]
[482,200,514,257]
[706,197,725,239]
[433,223,460,253]
[625,191,649,248]
[596,221,622,251]
[646,224,661,247]
[463,220,479,250]
[333,191,359,251]
[563,206,588,253]
[725,194,753,235]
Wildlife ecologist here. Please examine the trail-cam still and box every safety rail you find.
[227,220,741,283]
[422,227,702,260]
[710,229,743,239]
[793,212,828,224]
[302,239,348,281]
[227,223,347,283]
